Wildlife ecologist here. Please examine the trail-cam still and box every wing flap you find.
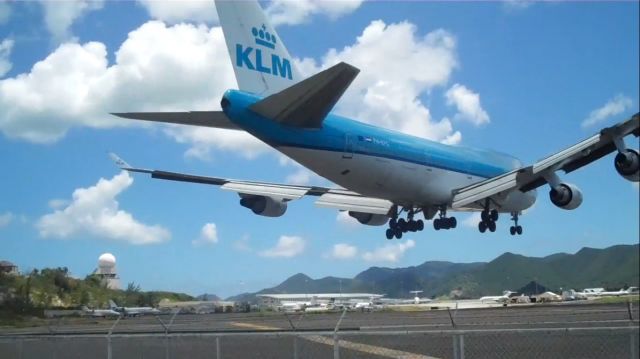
[249,62,359,128]
[315,193,393,215]
[111,111,241,130]
[221,182,309,200]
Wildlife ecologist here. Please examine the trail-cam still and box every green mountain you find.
[227,244,639,302]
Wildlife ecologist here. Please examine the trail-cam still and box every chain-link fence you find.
[0,326,638,359]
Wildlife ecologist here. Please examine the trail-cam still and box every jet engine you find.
[348,211,389,226]
[239,195,287,217]
[549,183,583,210]
[614,149,639,182]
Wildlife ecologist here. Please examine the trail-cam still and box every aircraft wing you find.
[452,113,639,209]
[111,111,241,130]
[109,153,394,215]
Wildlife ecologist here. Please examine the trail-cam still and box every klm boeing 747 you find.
[111,0,639,240]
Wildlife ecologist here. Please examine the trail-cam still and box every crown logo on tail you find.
[252,25,276,49]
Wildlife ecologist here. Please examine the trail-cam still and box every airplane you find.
[408,290,432,305]
[479,290,515,304]
[111,0,639,240]
[109,299,161,317]
[81,306,121,318]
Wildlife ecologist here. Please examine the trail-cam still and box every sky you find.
[0,0,638,298]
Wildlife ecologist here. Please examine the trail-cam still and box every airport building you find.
[257,293,383,310]
[93,253,120,290]
[0,260,18,275]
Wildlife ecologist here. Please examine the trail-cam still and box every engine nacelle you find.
[614,149,639,182]
[348,211,389,226]
[549,183,583,210]
[239,195,287,217]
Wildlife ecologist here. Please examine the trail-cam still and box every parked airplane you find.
[109,300,161,317]
[407,290,432,305]
[111,0,639,240]
[479,290,515,304]
[81,306,121,318]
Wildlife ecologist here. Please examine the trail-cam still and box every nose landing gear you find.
[509,212,523,235]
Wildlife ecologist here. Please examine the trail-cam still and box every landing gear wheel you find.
[417,220,424,231]
[481,210,489,222]
[398,218,407,232]
[386,228,394,240]
[394,228,403,239]
[490,210,499,222]
[488,220,496,232]
[516,225,523,235]
[389,218,397,229]
[478,221,487,233]
[510,226,516,236]
[434,218,441,231]
[449,217,457,229]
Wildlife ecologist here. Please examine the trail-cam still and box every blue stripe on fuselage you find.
[222,90,520,178]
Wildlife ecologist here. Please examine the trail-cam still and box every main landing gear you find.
[433,208,456,231]
[386,208,424,240]
[509,212,523,236]
[478,208,498,233]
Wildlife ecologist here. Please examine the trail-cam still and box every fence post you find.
[452,335,459,359]
[333,308,347,359]
[452,334,465,359]
[17,338,23,359]
[216,336,221,359]
[106,315,121,359]
[631,329,638,359]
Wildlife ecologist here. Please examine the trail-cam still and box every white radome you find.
[98,253,116,268]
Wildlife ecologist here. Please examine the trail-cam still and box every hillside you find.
[0,267,193,319]
[228,244,639,302]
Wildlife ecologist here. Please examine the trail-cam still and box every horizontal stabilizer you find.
[111,111,241,130]
[249,62,360,128]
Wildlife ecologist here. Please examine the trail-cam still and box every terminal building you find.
[257,293,383,310]
[93,253,120,290]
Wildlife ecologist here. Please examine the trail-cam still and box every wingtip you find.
[108,152,131,169]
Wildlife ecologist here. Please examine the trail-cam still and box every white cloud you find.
[1,18,466,158]
[267,0,363,26]
[40,0,104,43]
[362,239,415,263]
[336,211,360,227]
[300,20,462,144]
[0,3,10,25]
[37,171,171,245]
[445,83,490,126]
[327,243,358,259]
[233,234,252,252]
[503,0,534,11]
[285,168,314,185]
[0,38,13,77]
[192,222,219,246]
[0,21,267,158]
[581,94,633,128]
[137,0,218,24]
[48,199,69,210]
[0,211,14,228]
[260,235,306,258]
